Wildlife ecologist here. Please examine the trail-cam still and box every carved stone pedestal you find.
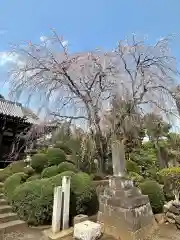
[97,177,157,240]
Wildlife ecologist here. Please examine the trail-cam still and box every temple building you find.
[0,98,58,167]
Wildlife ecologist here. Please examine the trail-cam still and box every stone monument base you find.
[97,177,158,240]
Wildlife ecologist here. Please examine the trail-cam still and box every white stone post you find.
[52,186,62,234]
[62,176,71,230]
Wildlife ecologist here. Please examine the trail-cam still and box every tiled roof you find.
[0,99,60,127]
[0,99,39,124]
[21,106,41,124]
[0,99,24,118]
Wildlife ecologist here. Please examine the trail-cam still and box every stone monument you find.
[52,186,63,234]
[97,140,157,240]
[51,176,71,234]
[62,176,71,230]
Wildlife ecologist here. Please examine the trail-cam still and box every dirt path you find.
[1,227,47,240]
[148,224,180,240]
[1,223,180,240]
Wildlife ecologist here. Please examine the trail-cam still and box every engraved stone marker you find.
[111,139,126,177]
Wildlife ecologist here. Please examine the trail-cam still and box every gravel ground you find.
[1,228,48,240]
[147,224,180,240]
[1,223,180,240]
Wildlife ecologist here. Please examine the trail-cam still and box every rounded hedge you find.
[31,153,48,173]
[12,179,53,225]
[27,174,41,182]
[47,148,67,166]
[54,141,72,155]
[71,172,98,216]
[139,180,165,214]
[146,168,160,182]
[58,162,77,174]
[41,166,60,178]
[11,171,98,226]
[51,171,98,217]
[71,172,92,194]
[49,171,76,187]
[23,166,35,176]
[0,160,27,182]
[129,172,144,186]
[126,160,140,174]
[4,172,28,202]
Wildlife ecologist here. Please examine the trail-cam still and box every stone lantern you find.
[24,154,31,167]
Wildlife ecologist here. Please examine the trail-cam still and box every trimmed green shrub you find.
[146,168,160,181]
[41,166,60,178]
[139,180,165,214]
[71,172,98,215]
[9,160,27,170]
[50,171,98,217]
[12,179,53,225]
[4,172,28,202]
[58,162,77,174]
[0,169,11,182]
[158,167,180,201]
[49,171,76,187]
[31,153,48,173]
[11,171,98,226]
[38,148,48,154]
[75,187,98,216]
[126,160,140,174]
[23,166,35,176]
[27,174,41,182]
[54,141,72,154]
[129,172,144,186]
[0,160,27,182]
[47,148,66,166]
[71,172,92,194]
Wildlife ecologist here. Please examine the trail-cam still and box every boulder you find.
[166,217,176,224]
[169,205,179,215]
[166,212,176,220]
[164,200,174,213]
[74,220,102,240]
[175,215,180,225]
[173,201,180,208]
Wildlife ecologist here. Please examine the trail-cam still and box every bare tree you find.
[9,32,178,172]
[101,36,178,170]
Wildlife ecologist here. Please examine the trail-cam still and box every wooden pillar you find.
[0,117,6,167]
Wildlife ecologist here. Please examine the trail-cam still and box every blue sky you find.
[0,0,180,105]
